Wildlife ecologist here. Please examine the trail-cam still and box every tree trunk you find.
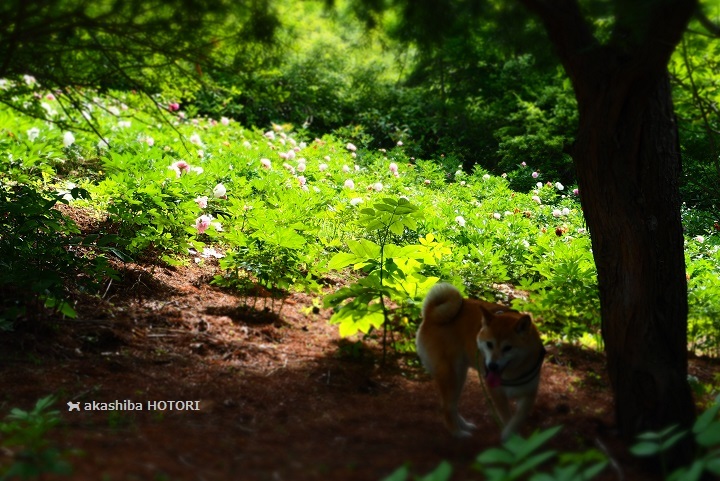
[516,0,699,466]
[573,67,695,458]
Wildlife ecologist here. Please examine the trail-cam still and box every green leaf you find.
[508,426,562,459]
[328,252,360,270]
[417,461,452,481]
[509,451,556,478]
[347,239,381,259]
[381,465,409,481]
[693,401,720,435]
[476,447,515,465]
[629,441,660,457]
[696,421,720,448]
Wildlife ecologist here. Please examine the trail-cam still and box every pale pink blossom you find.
[532,195,542,204]
[342,165,351,173]
[346,143,357,152]
[169,160,191,177]
[195,196,208,209]
[260,158,272,169]
[319,163,328,172]
[168,102,180,111]
[195,215,212,234]
[189,133,202,146]
[344,179,355,190]
[297,176,307,186]
[532,171,539,179]
[373,182,383,192]
[455,216,466,227]
[389,163,398,174]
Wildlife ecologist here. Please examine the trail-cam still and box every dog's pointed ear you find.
[514,314,532,333]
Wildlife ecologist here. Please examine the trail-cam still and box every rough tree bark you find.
[519,0,699,461]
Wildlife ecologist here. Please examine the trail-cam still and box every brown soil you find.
[1,239,718,480]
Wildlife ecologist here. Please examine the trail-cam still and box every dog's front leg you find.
[500,391,537,442]
[488,387,513,428]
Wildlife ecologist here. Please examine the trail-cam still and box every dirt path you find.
[2,260,716,480]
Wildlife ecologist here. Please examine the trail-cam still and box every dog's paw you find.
[459,417,476,432]
[453,428,474,438]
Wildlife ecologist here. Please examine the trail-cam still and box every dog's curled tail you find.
[421,283,463,325]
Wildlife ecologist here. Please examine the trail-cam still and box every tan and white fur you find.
[416,282,545,441]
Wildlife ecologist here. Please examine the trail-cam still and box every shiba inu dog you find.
[416,282,545,441]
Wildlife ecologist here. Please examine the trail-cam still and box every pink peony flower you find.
[346,143,357,152]
[344,179,355,190]
[373,182,383,192]
[260,158,272,169]
[168,102,180,111]
[389,162,398,174]
[195,215,212,234]
[169,160,191,177]
[532,171,539,179]
[297,176,307,186]
[195,196,208,209]
[189,133,202,146]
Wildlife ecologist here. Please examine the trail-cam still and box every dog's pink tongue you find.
[486,371,502,388]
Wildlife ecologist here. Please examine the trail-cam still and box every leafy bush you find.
[0,396,73,479]
[0,184,117,324]
[383,426,607,481]
[323,197,442,355]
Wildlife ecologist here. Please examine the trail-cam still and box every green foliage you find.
[631,393,720,481]
[1,86,719,353]
[0,184,118,323]
[382,427,607,481]
[685,238,720,356]
[513,235,601,344]
[323,198,440,343]
[0,396,73,479]
[473,427,607,481]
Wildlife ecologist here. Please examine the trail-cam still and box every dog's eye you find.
[486,341,494,350]
[502,345,512,352]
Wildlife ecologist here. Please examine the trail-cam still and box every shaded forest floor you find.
[1,257,719,481]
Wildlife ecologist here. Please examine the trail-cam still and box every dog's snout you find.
[488,362,500,372]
